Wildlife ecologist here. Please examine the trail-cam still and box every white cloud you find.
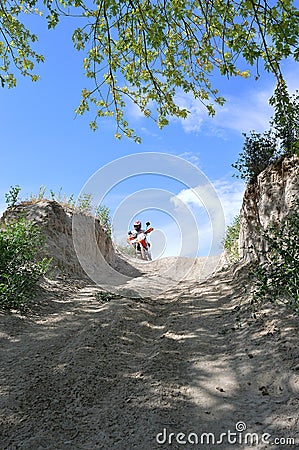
[151,214,213,258]
[170,182,226,256]
[171,178,245,229]
[167,178,245,256]
[127,101,145,120]
[215,88,273,134]
[174,60,299,137]
[174,92,206,133]
[176,151,202,167]
[150,222,182,258]
[173,85,274,136]
[171,187,205,209]
[213,179,245,226]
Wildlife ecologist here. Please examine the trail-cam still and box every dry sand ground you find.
[0,257,298,450]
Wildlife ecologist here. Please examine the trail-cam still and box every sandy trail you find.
[0,262,298,450]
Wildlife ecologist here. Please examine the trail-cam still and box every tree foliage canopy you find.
[1,0,299,139]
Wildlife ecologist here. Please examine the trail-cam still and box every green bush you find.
[252,203,299,314]
[0,217,51,310]
[95,205,112,236]
[232,80,299,181]
[232,130,278,181]
[223,215,240,264]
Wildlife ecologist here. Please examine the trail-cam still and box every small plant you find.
[76,193,93,214]
[37,185,46,200]
[251,202,299,314]
[0,217,51,310]
[223,215,240,264]
[50,189,56,201]
[95,291,122,303]
[95,205,111,235]
[27,185,47,203]
[50,188,76,209]
[65,194,75,209]
[5,185,21,207]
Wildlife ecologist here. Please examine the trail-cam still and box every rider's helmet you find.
[134,220,141,231]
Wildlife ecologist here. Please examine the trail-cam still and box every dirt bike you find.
[127,225,154,261]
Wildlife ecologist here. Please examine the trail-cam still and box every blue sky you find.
[1,13,298,258]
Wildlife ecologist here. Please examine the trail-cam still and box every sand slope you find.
[0,261,298,449]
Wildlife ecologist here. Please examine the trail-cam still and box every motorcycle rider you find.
[127,220,152,257]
